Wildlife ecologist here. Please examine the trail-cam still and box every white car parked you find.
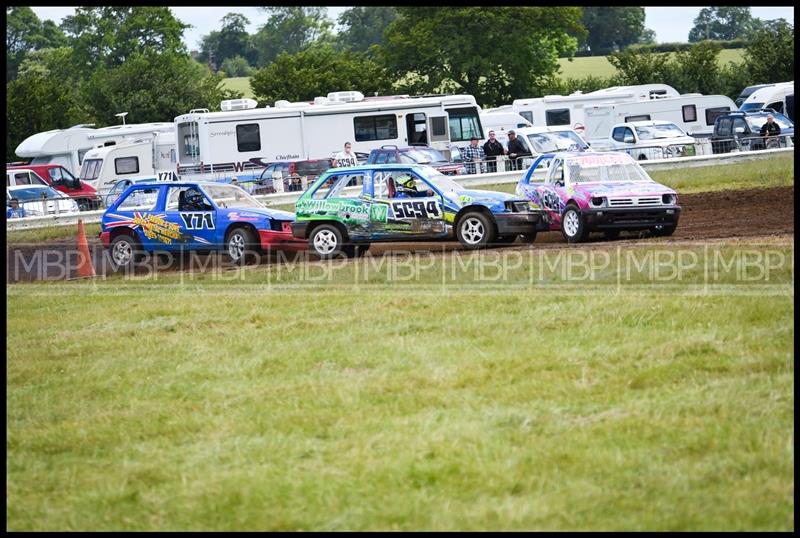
[7,185,80,217]
[594,120,696,160]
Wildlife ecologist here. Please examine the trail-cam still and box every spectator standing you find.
[759,114,781,148]
[333,142,358,167]
[482,130,506,173]
[506,130,531,171]
[462,136,486,174]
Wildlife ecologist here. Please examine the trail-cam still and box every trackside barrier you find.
[6,147,794,231]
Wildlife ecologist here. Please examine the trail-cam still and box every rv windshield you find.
[202,184,264,209]
[739,102,765,112]
[79,159,102,181]
[565,154,651,184]
[398,148,448,164]
[526,131,586,153]
[634,123,687,140]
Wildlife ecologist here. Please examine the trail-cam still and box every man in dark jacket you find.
[759,114,781,148]
[506,130,531,171]
[482,130,506,173]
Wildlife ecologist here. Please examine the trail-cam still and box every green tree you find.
[581,7,647,55]
[6,6,68,81]
[670,41,723,94]
[250,42,392,105]
[83,51,240,126]
[607,47,668,86]
[688,7,758,43]
[336,7,397,53]
[742,19,794,83]
[61,7,189,70]
[381,7,585,107]
[199,13,257,70]
[638,28,657,45]
[6,47,92,161]
[220,55,253,78]
[251,7,333,67]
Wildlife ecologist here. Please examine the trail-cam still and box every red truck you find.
[7,163,101,210]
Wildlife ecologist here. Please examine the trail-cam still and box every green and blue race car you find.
[291,164,545,258]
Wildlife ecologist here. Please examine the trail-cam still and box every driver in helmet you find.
[185,188,211,210]
[394,174,433,198]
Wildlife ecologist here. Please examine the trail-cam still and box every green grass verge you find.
[6,222,103,245]
[6,240,795,530]
[557,49,745,80]
[221,76,255,99]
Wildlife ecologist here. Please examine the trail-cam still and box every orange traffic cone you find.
[76,219,96,279]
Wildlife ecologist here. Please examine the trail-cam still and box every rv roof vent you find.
[327,91,364,103]
[220,98,258,112]
[314,96,329,105]
[275,100,291,108]
[190,108,210,114]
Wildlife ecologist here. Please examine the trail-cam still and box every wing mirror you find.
[734,127,745,134]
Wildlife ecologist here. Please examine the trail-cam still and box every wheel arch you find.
[305,220,349,241]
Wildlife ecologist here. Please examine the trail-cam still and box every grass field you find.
[6,238,795,530]
[222,50,747,100]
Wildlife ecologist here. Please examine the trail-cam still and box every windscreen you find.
[746,114,793,131]
[202,184,263,208]
[565,154,652,184]
[634,123,687,140]
[398,148,448,164]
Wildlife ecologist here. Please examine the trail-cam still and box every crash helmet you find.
[185,188,206,208]
[395,174,417,194]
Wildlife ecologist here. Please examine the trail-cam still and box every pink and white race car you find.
[516,151,681,243]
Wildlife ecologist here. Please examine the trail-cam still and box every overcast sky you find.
[29,6,795,51]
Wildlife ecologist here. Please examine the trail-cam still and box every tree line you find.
[6,6,794,161]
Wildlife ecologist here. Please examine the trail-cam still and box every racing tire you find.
[519,230,538,244]
[456,211,495,250]
[309,224,346,259]
[651,223,677,237]
[225,227,259,264]
[561,206,589,243]
[109,233,141,272]
[603,230,621,240]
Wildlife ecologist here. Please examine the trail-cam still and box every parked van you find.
[14,122,175,177]
[739,81,794,121]
[479,109,532,140]
[583,94,736,140]
[78,131,177,195]
[7,163,101,210]
[174,92,484,181]
[735,83,774,108]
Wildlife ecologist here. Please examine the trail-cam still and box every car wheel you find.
[651,223,677,237]
[226,227,259,264]
[109,234,140,272]
[561,206,588,243]
[519,230,538,243]
[309,224,346,259]
[456,211,495,249]
[604,229,620,240]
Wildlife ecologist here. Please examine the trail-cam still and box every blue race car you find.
[291,164,545,257]
[101,181,305,268]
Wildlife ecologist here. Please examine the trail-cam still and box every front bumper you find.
[582,205,681,230]
[259,229,307,251]
[494,211,545,235]
[291,221,309,239]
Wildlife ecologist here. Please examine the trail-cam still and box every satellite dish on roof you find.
[115,112,128,125]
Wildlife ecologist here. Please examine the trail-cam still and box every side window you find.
[612,127,627,142]
[375,152,388,164]
[624,114,650,122]
[520,111,533,123]
[706,107,730,126]
[48,168,62,182]
[116,187,160,211]
[767,101,784,114]
[623,128,635,143]
[547,161,564,185]
[682,104,697,123]
[545,109,570,126]
[311,175,337,199]
[15,173,32,185]
[165,185,212,211]
[326,174,366,199]
[115,156,140,175]
[236,123,261,152]
[354,115,398,142]
[717,118,732,136]
[732,118,748,134]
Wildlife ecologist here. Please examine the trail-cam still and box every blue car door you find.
[160,185,217,249]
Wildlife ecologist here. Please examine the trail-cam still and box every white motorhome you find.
[14,122,175,177]
[583,94,736,140]
[739,81,795,121]
[173,92,484,180]
[507,84,680,131]
[78,131,177,195]
[479,109,532,140]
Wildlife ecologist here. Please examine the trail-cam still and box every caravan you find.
[174,92,484,181]
[739,81,794,121]
[506,84,680,132]
[14,122,175,177]
[583,94,736,141]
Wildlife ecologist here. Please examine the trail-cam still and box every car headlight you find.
[590,196,606,208]
[662,193,676,205]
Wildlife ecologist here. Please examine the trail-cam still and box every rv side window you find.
[682,105,697,123]
[115,157,140,175]
[705,107,730,126]
[354,115,398,142]
[767,101,784,114]
[236,124,261,152]
[431,116,447,137]
[545,109,570,126]
[520,111,533,124]
[447,107,483,142]
[80,159,103,181]
[624,115,651,122]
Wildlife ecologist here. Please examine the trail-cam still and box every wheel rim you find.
[228,233,245,261]
[461,217,485,245]
[112,240,132,266]
[563,210,580,237]
[313,229,337,254]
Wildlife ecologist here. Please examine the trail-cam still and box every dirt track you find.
[6,186,794,282]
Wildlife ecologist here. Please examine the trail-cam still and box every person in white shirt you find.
[333,142,358,168]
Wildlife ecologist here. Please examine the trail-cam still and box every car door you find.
[535,157,567,230]
[161,185,217,250]
[368,169,447,239]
